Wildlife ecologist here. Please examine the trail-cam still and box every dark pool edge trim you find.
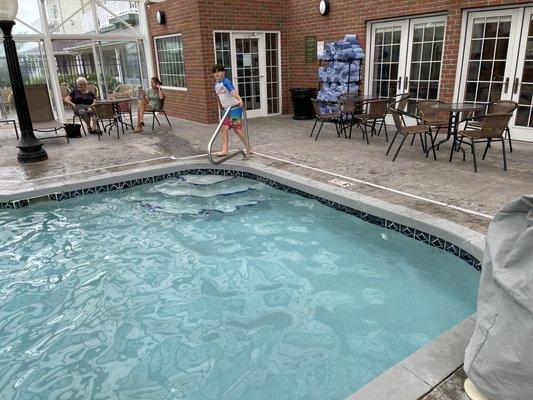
[0,160,482,400]
[0,161,483,271]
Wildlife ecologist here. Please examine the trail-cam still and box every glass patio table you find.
[430,102,484,161]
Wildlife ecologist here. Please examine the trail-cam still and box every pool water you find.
[0,176,479,400]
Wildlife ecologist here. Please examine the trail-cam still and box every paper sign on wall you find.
[243,54,252,67]
[317,41,324,59]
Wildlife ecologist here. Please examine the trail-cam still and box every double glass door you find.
[368,16,446,113]
[458,7,533,141]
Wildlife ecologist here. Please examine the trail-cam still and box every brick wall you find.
[147,0,288,123]
[147,1,210,123]
[146,0,530,122]
[287,0,531,105]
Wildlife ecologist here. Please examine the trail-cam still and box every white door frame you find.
[454,6,533,141]
[366,19,409,99]
[509,7,533,140]
[455,8,522,104]
[231,32,268,118]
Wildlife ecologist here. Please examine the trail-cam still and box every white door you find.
[404,16,447,113]
[510,7,533,140]
[231,33,268,118]
[457,9,523,120]
[368,20,409,101]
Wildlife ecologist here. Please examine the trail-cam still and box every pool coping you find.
[0,159,484,400]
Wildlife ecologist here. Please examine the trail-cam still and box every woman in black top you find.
[64,77,100,133]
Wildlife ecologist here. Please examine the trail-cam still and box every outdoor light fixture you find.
[156,10,165,24]
[0,0,47,163]
[319,0,330,16]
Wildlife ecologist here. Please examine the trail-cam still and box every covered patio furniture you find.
[454,113,512,173]
[464,100,518,153]
[149,98,171,131]
[310,99,343,141]
[24,84,69,143]
[386,107,435,161]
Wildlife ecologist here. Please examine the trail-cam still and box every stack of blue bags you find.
[317,35,365,104]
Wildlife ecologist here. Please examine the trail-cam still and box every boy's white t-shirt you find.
[215,78,240,109]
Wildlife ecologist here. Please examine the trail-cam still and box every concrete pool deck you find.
[1,114,532,399]
[2,114,532,233]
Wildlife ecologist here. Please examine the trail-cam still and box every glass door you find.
[510,7,533,140]
[232,33,267,118]
[405,17,446,113]
[369,21,409,101]
[458,9,522,111]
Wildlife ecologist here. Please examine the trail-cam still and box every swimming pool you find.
[0,174,479,400]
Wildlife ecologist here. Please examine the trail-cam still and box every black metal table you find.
[429,102,484,161]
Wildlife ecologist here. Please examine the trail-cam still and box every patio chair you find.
[86,84,99,99]
[149,98,171,131]
[416,99,449,147]
[93,103,120,139]
[464,100,517,153]
[352,99,389,144]
[388,93,410,111]
[310,99,343,141]
[386,107,435,161]
[24,84,69,143]
[454,113,512,173]
[113,93,134,127]
[60,85,70,110]
[110,83,133,99]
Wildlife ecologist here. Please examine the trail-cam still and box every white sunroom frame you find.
[11,0,154,123]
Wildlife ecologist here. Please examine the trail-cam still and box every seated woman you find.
[64,77,100,134]
[133,77,165,133]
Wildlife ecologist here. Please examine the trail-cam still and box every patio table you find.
[429,102,484,161]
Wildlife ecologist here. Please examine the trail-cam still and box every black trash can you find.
[289,88,317,120]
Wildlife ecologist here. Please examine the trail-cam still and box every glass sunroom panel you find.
[46,0,92,34]
[14,0,43,34]
[95,0,141,35]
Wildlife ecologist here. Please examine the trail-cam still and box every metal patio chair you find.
[352,99,390,144]
[454,112,512,173]
[148,97,171,131]
[464,100,517,153]
[93,103,120,139]
[386,107,435,161]
[310,99,343,141]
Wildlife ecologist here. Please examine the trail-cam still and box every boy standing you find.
[212,64,252,156]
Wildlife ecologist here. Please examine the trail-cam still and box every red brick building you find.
[146,0,533,141]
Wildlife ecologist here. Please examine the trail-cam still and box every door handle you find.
[503,77,510,93]
[404,76,409,90]
[397,76,402,90]
[513,78,520,94]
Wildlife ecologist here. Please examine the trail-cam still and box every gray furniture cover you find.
[464,196,533,400]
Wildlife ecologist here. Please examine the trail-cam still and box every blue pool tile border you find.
[0,168,482,271]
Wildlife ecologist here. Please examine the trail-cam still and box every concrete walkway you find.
[2,114,532,234]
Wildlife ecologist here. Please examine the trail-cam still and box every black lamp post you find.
[0,0,47,163]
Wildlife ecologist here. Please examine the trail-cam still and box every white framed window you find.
[154,34,187,89]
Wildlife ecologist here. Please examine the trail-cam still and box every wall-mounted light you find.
[156,10,166,25]
[319,0,330,16]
